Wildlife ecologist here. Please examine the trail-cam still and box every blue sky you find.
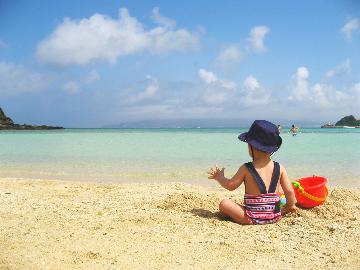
[0,0,359,127]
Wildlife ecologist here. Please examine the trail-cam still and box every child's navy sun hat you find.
[238,120,282,153]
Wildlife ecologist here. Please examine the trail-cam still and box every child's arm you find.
[208,165,246,191]
[279,165,298,214]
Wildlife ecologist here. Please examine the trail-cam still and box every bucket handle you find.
[292,181,328,202]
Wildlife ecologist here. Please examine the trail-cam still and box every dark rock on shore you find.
[0,107,63,130]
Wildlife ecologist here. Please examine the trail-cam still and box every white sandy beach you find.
[1,179,360,269]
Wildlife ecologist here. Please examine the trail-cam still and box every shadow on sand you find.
[190,208,231,221]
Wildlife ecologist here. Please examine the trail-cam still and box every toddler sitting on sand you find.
[208,120,297,225]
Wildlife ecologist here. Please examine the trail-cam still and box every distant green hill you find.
[0,107,63,130]
[335,115,360,127]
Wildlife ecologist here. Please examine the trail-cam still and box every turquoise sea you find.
[0,128,359,187]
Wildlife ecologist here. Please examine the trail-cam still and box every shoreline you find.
[1,178,360,269]
[321,126,360,129]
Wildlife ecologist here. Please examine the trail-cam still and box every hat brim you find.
[238,133,282,153]
[238,132,248,142]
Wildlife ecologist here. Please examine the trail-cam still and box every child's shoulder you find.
[239,162,251,170]
[237,163,250,176]
[275,161,287,174]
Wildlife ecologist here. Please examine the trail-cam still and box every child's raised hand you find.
[207,165,225,181]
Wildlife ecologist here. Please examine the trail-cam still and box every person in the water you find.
[290,124,299,136]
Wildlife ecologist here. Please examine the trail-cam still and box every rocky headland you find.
[0,107,63,130]
[321,115,360,128]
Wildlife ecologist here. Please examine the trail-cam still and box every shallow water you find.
[0,128,359,187]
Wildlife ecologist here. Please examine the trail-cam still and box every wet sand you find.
[1,179,359,269]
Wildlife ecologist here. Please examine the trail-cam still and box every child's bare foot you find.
[281,205,298,215]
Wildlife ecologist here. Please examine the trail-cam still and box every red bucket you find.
[292,176,328,208]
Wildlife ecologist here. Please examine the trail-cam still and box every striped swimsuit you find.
[244,161,282,225]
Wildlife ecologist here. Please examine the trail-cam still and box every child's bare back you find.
[208,120,297,225]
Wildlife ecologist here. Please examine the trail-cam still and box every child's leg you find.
[219,199,251,225]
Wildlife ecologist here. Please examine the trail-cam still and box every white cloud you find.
[151,7,176,29]
[128,75,159,103]
[243,75,260,90]
[240,75,270,106]
[62,81,81,94]
[213,26,269,71]
[179,106,223,115]
[335,90,349,102]
[219,80,237,91]
[311,83,355,108]
[325,59,351,79]
[215,44,243,66]
[248,26,270,53]
[341,18,359,40]
[312,83,332,107]
[203,92,226,104]
[117,104,222,120]
[353,83,360,104]
[149,28,199,54]
[84,69,100,84]
[198,69,237,105]
[198,68,236,90]
[289,67,310,101]
[198,69,218,84]
[93,65,360,124]
[0,62,49,96]
[36,8,200,66]
[288,66,355,109]
[120,104,172,118]
[0,40,7,49]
